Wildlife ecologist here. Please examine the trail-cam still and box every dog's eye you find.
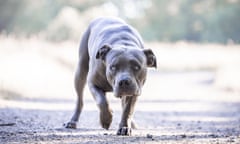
[110,65,117,71]
[133,65,141,71]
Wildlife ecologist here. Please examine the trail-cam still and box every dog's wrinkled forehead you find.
[106,47,146,66]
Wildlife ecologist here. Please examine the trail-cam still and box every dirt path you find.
[0,71,240,144]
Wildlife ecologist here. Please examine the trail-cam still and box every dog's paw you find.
[100,108,113,130]
[64,121,77,129]
[117,127,132,136]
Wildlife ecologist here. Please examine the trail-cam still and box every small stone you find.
[189,135,195,138]
[146,134,153,139]
[180,134,187,138]
[227,138,235,143]
[208,134,218,138]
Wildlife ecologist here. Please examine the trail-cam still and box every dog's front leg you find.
[117,96,137,136]
[88,84,113,130]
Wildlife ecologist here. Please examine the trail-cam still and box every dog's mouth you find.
[111,74,141,98]
[113,86,141,98]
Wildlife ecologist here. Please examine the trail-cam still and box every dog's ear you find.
[96,44,112,60]
[143,49,157,68]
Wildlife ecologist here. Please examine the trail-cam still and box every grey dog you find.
[65,17,156,136]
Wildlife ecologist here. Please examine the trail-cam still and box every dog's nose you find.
[119,78,131,87]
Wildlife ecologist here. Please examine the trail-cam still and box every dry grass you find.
[0,36,78,100]
[147,41,240,91]
[0,36,240,101]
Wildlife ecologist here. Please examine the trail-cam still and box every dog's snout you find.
[119,78,131,87]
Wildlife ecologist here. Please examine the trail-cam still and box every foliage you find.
[130,0,240,43]
[0,0,239,43]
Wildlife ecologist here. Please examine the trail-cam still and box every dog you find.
[65,17,156,136]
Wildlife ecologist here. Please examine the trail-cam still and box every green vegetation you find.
[0,0,239,43]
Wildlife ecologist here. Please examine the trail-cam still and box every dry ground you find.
[0,36,240,143]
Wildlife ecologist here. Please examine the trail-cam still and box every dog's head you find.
[96,44,156,98]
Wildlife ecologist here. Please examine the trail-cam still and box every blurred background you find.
[1,0,240,43]
[0,0,240,103]
[1,1,240,142]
